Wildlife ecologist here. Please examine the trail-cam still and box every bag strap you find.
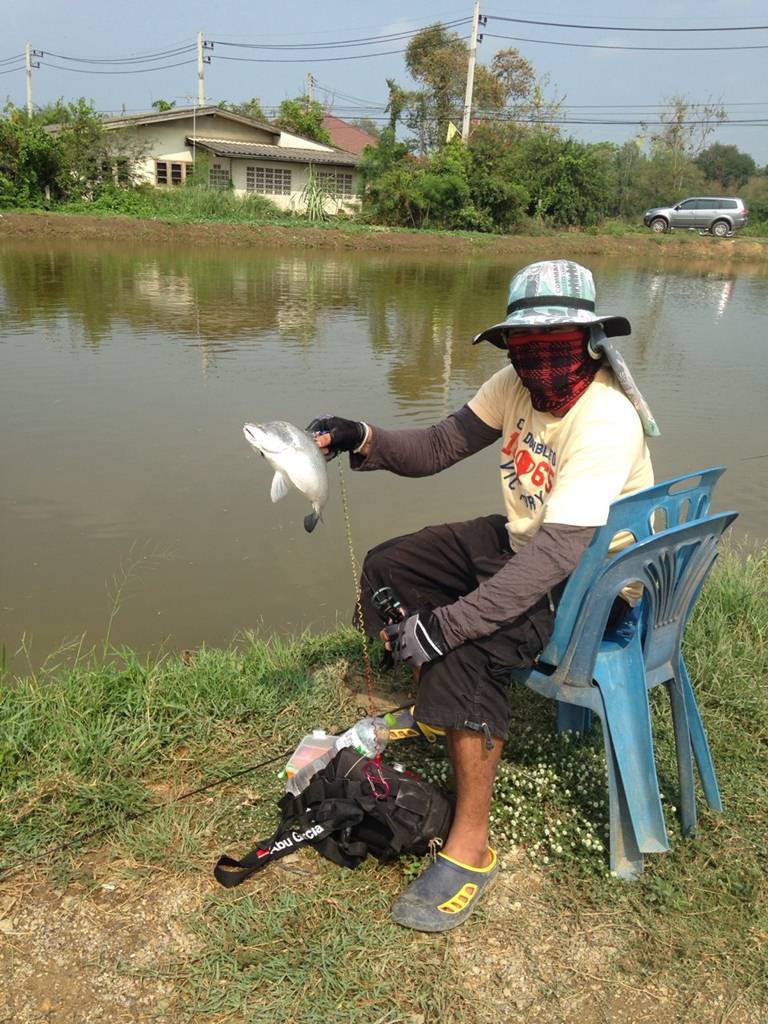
[214,800,362,888]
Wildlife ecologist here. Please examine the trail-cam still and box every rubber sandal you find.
[391,849,498,933]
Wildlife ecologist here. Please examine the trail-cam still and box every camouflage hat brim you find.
[474,312,631,350]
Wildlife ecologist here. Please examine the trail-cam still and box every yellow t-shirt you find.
[469,365,654,555]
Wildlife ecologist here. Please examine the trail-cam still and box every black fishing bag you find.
[214,748,454,888]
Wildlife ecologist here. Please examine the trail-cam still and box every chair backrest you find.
[540,466,726,666]
[551,511,737,687]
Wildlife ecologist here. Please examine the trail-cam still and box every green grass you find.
[0,630,366,865]
[1,548,766,1019]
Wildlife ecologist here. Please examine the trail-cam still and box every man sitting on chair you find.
[309,259,654,933]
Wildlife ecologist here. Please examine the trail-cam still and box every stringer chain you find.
[337,460,380,762]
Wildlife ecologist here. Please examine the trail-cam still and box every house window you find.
[209,162,231,189]
[155,161,189,187]
[316,171,355,197]
[246,166,292,196]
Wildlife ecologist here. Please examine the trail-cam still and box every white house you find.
[99,106,361,214]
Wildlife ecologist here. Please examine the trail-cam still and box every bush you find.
[64,182,281,223]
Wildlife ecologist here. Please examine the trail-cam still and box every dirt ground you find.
[2,211,768,263]
[0,851,758,1024]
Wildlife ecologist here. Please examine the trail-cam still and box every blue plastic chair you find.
[543,468,726,812]
[512,511,737,879]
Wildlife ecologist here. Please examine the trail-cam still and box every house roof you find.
[189,137,359,166]
[100,105,281,139]
[321,115,378,157]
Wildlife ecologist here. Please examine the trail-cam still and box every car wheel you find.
[711,220,731,238]
[649,217,668,234]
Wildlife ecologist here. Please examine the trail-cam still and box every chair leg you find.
[665,674,697,836]
[556,701,593,736]
[600,715,644,880]
[594,637,669,854]
[679,657,723,813]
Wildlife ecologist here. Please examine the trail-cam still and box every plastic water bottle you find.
[284,730,338,796]
[335,716,390,757]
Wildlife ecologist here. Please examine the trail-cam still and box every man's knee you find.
[361,544,394,588]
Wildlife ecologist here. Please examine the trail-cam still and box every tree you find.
[645,96,727,193]
[274,96,331,144]
[1,98,148,204]
[348,117,381,140]
[151,99,176,113]
[513,134,614,226]
[389,23,544,153]
[0,118,60,206]
[695,143,757,190]
[467,121,530,229]
[488,50,535,104]
[218,97,267,122]
[384,78,413,131]
[404,23,467,149]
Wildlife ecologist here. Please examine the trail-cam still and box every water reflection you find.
[1,240,766,669]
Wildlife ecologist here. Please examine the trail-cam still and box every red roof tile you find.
[321,115,378,157]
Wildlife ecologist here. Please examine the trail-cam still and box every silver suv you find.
[643,197,748,237]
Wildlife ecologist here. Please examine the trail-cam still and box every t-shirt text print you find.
[469,365,653,552]
[500,417,557,512]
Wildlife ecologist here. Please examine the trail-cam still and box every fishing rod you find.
[0,701,414,882]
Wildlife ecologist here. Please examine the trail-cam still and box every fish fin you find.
[270,471,290,503]
[304,509,321,533]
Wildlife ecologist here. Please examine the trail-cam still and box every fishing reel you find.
[372,586,405,625]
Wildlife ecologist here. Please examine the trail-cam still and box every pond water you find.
[1,239,766,670]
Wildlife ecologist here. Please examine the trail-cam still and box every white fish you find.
[243,420,329,533]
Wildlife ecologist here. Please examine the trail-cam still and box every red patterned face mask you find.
[506,329,598,414]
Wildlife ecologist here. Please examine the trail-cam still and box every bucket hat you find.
[473,259,631,349]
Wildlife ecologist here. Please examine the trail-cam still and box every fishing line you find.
[336,460,385,777]
[0,701,413,882]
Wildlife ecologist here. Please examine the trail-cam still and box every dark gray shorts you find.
[359,516,555,741]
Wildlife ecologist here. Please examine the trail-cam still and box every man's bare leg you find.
[441,728,502,868]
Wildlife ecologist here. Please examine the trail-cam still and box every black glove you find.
[306,415,366,461]
[382,612,447,669]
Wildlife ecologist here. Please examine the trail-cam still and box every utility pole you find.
[196,32,213,106]
[25,43,41,118]
[461,2,485,141]
[306,72,314,103]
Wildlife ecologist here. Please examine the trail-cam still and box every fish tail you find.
[304,508,321,533]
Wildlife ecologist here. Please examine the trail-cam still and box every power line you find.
[40,58,198,75]
[311,80,386,106]
[208,10,469,42]
[0,63,25,77]
[214,48,410,64]
[262,110,768,128]
[42,44,196,65]
[486,14,768,33]
[0,53,25,65]
[486,32,768,52]
[210,19,469,50]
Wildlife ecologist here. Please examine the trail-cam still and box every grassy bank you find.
[3,207,768,265]
[1,548,766,1022]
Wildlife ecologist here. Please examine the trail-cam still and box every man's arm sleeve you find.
[433,523,596,647]
[349,404,501,477]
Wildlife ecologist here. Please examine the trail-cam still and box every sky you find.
[4,0,768,164]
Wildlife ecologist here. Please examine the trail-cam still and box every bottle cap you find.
[312,730,327,738]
